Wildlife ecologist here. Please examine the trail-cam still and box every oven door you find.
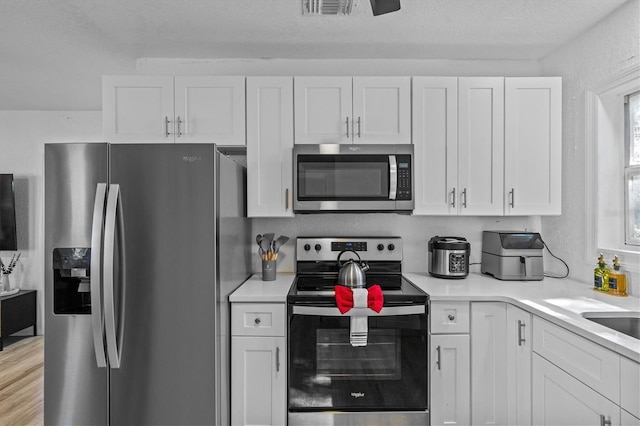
[288,304,427,413]
[293,144,413,212]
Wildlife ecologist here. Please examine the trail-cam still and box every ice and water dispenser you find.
[52,248,92,314]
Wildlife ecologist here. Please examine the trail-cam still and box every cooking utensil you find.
[337,249,369,288]
[259,237,271,257]
[272,235,289,253]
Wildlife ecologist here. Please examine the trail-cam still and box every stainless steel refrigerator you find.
[44,143,251,425]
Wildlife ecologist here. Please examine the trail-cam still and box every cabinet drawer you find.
[231,303,285,337]
[430,301,470,334]
[621,356,640,418]
[532,317,620,403]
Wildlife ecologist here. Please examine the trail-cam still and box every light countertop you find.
[229,271,640,361]
[405,272,640,362]
[229,273,295,303]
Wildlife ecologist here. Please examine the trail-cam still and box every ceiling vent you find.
[303,0,358,15]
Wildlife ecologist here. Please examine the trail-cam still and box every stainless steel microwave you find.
[293,144,414,213]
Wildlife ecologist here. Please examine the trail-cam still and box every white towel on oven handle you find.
[350,288,368,347]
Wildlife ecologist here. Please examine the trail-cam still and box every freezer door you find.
[44,143,109,426]
[109,144,218,425]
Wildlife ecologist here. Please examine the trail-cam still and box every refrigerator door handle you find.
[104,184,126,369]
[90,183,108,368]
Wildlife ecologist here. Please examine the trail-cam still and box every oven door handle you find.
[291,305,425,317]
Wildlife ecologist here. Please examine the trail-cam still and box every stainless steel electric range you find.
[287,237,429,426]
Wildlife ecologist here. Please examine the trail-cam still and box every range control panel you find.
[296,237,403,262]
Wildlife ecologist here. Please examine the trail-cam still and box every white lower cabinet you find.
[471,302,508,425]
[430,334,471,426]
[231,336,286,426]
[532,353,619,426]
[622,409,640,426]
[430,302,471,426]
[506,305,532,426]
[231,303,286,426]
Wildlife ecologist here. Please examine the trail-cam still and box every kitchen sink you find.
[582,312,640,339]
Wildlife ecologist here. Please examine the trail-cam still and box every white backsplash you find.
[252,214,541,274]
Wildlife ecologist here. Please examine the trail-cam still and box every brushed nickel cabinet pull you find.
[518,320,526,346]
[276,346,280,372]
[600,415,611,426]
[346,117,350,138]
[510,188,515,208]
[462,188,467,208]
[436,345,441,370]
[164,116,171,137]
[357,116,361,138]
[285,188,290,210]
[176,116,182,137]
[451,188,456,208]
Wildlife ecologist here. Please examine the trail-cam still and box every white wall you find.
[0,111,102,334]
[540,0,640,293]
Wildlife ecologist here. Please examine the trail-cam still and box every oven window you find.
[297,155,389,200]
[317,329,400,380]
[288,313,427,411]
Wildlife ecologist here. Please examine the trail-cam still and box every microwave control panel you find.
[396,155,412,200]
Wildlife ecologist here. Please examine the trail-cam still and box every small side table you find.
[0,289,37,351]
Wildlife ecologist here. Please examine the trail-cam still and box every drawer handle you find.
[448,314,455,321]
[254,317,261,325]
[600,415,611,426]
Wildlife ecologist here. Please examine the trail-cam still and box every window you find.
[626,91,640,245]
[586,66,640,273]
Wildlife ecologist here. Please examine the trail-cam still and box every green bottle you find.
[593,253,610,291]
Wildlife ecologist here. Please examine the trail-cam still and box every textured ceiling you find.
[0,0,630,110]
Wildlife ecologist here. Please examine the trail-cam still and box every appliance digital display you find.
[399,162,409,168]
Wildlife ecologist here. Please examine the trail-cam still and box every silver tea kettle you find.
[337,250,370,288]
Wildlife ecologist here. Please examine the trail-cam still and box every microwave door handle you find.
[389,155,397,200]
[90,183,108,368]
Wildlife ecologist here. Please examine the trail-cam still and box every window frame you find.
[585,64,640,273]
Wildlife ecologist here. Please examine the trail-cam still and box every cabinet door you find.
[294,76,352,144]
[231,336,286,426]
[352,77,411,144]
[430,334,471,426]
[505,77,562,215]
[532,354,619,426]
[471,302,508,425]
[246,77,294,217]
[412,77,458,215]
[506,305,532,426]
[174,76,245,145]
[458,77,504,215]
[102,76,174,143]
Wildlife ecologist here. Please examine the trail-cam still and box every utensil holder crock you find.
[262,260,276,281]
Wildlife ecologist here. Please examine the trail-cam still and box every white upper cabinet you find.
[103,75,245,145]
[246,77,295,217]
[504,77,562,215]
[458,77,505,215]
[103,76,174,143]
[294,76,411,144]
[173,76,245,145]
[412,77,458,215]
[294,76,352,144]
[413,77,505,215]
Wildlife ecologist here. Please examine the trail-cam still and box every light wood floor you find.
[0,336,44,425]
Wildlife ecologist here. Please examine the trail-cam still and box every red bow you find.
[334,285,384,314]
